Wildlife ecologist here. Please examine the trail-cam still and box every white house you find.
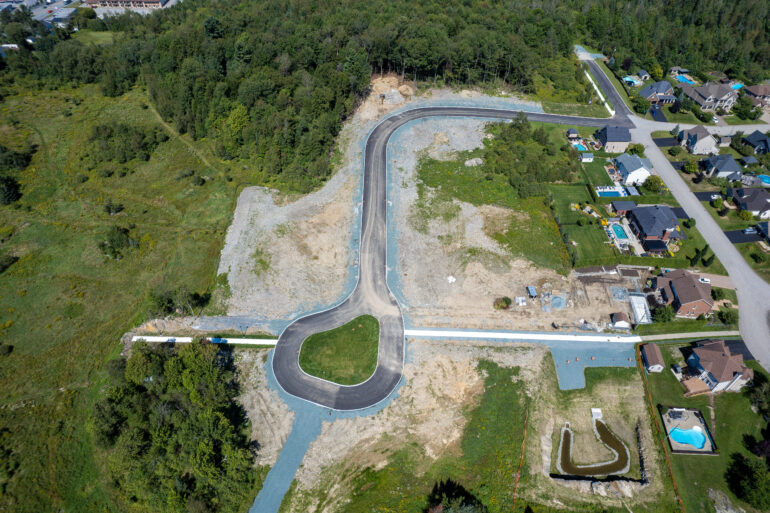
[579,153,594,163]
[610,312,631,330]
[615,153,652,186]
[679,125,718,155]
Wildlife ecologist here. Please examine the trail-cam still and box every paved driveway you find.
[724,230,762,244]
[650,106,668,122]
[653,137,678,147]
[694,191,720,201]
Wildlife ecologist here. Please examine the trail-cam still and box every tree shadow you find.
[424,479,487,513]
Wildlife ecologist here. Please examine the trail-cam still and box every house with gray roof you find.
[745,84,770,110]
[758,221,770,243]
[679,125,717,155]
[682,82,738,112]
[596,125,631,153]
[615,153,652,186]
[639,81,675,105]
[704,154,742,181]
[741,156,759,167]
[744,130,770,155]
[732,188,770,219]
[628,205,684,244]
[637,69,650,81]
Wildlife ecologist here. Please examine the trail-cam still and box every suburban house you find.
[678,125,716,155]
[628,205,683,245]
[744,130,770,154]
[744,84,770,109]
[566,128,579,140]
[703,154,742,181]
[579,153,594,163]
[610,312,631,330]
[678,125,718,155]
[731,188,770,219]
[615,153,652,186]
[611,200,637,216]
[686,340,754,393]
[596,125,632,153]
[639,81,676,105]
[670,66,689,77]
[655,269,713,318]
[681,82,738,112]
[637,69,651,81]
[641,343,664,373]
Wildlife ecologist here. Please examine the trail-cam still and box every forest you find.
[1,0,768,192]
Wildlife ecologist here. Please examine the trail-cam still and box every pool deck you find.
[659,406,717,455]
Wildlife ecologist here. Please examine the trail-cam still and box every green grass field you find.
[0,85,262,511]
[72,30,115,46]
[581,158,614,186]
[298,315,379,385]
[541,100,610,118]
[643,343,768,512]
[736,242,770,282]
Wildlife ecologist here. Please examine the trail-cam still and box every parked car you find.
[744,227,757,234]
[699,277,711,284]
[712,116,719,123]
[710,193,721,200]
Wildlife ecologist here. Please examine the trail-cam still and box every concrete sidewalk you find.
[130,335,277,345]
[641,330,740,341]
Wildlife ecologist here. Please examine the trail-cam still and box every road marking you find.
[404,329,640,343]
[131,335,277,345]
[583,68,615,117]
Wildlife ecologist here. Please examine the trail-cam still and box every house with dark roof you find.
[731,188,770,219]
[670,66,690,76]
[637,69,650,81]
[611,200,637,215]
[678,125,717,155]
[641,343,664,373]
[628,205,684,245]
[655,269,713,319]
[744,130,770,155]
[682,82,738,112]
[744,84,770,110]
[566,128,579,140]
[741,156,759,167]
[703,154,742,181]
[595,125,631,153]
[686,340,753,392]
[639,81,676,105]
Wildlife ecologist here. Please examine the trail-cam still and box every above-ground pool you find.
[676,75,695,85]
[612,224,629,240]
[670,426,707,449]
[731,83,744,90]
[572,143,588,151]
[759,174,770,186]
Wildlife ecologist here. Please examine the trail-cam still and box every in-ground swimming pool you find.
[612,224,629,240]
[670,426,707,449]
[572,143,588,151]
[676,75,695,85]
[731,83,744,90]
[759,174,770,186]
[598,191,621,197]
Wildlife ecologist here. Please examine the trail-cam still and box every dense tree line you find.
[85,123,168,164]
[2,1,769,191]
[92,341,257,513]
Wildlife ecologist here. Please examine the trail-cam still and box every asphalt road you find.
[272,107,622,410]
[273,61,770,410]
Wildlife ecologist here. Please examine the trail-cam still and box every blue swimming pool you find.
[759,174,770,185]
[598,191,622,197]
[670,427,707,449]
[573,143,588,151]
[731,83,744,90]
[612,224,629,240]
[676,75,695,85]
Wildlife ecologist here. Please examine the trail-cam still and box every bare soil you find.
[280,340,547,513]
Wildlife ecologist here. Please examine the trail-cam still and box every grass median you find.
[298,315,380,385]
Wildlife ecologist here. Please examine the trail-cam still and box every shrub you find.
[668,146,682,156]
[726,454,770,509]
[711,288,726,301]
[104,199,124,215]
[76,174,89,183]
[652,304,675,323]
[0,176,21,205]
[738,210,754,221]
[750,252,768,264]
[176,168,195,180]
[0,254,18,274]
[493,297,512,310]
[717,306,739,325]
[192,175,205,186]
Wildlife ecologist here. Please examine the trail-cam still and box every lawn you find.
[634,318,736,335]
[705,204,754,231]
[548,184,593,224]
[642,342,769,513]
[73,30,115,46]
[0,85,264,511]
[298,315,379,385]
[581,158,614,186]
[722,115,767,126]
[540,100,610,118]
[736,242,770,282]
[646,105,714,125]
[676,223,729,276]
